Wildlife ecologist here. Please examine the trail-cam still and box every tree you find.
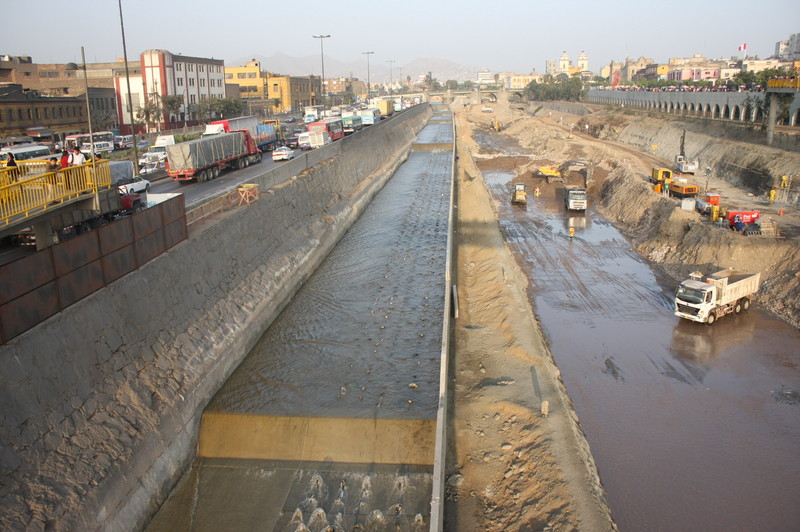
[162,95,186,126]
[135,95,163,133]
[211,97,244,119]
[190,101,212,123]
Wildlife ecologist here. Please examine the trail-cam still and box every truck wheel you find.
[742,298,751,311]
[734,301,742,314]
[706,312,716,325]
[196,171,205,183]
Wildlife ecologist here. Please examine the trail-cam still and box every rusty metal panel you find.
[101,244,137,284]
[0,281,59,342]
[163,218,188,250]
[132,206,162,240]
[51,231,101,278]
[159,195,186,226]
[0,248,56,305]
[98,217,134,255]
[56,260,105,308]
[134,230,165,266]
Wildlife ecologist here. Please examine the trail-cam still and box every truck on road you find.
[166,130,261,183]
[674,269,761,324]
[564,187,587,210]
[204,117,278,152]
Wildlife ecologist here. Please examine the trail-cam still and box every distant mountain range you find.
[231,53,481,84]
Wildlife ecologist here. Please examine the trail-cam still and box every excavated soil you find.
[445,98,799,530]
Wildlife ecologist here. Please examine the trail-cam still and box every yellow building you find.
[266,75,321,113]
[224,59,267,99]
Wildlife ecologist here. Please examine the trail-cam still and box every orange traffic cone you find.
[779,208,784,216]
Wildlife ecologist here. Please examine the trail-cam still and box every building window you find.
[225,73,232,79]
[189,78,195,87]
[190,94,196,103]
[177,77,183,86]
[177,63,182,71]
[247,72,256,78]
[188,64,194,72]
[200,79,205,87]
[237,73,246,79]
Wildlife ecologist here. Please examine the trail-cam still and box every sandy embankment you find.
[444,107,616,531]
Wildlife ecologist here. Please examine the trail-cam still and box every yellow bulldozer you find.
[511,183,527,205]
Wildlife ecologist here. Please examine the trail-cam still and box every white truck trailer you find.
[674,269,761,324]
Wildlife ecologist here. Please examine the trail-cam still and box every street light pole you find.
[312,34,330,106]
[362,51,374,100]
[386,60,395,95]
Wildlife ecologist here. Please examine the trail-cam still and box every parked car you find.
[272,146,295,161]
[117,175,151,194]
[284,116,297,123]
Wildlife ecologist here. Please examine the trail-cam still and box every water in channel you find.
[147,122,453,531]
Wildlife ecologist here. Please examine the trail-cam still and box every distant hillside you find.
[230,53,480,84]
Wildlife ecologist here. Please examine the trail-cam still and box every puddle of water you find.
[482,166,800,531]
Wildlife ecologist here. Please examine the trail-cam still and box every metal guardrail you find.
[0,159,111,226]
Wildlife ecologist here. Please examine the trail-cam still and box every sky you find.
[3,0,799,77]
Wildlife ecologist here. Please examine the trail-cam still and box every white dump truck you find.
[565,187,587,211]
[674,269,761,324]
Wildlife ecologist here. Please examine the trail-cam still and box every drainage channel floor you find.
[147,123,453,531]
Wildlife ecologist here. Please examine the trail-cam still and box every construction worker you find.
[534,186,540,197]
[780,175,788,188]
[769,189,776,203]
[569,226,575,240]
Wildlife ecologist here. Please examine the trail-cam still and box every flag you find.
[738,43,748,52]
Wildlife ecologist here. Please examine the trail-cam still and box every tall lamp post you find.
[362,51,374,100]
[386,59,395,95]
[312,34,330,106]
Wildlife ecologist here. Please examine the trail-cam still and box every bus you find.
[341,115,363,135]
[307,118,345,141]
[64,131,114,149]
[358,108,381,126]
[0,144,53,162]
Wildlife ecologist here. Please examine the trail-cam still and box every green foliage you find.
[524,75,585,102]
[211,98,244,119]
[162,95,185,122]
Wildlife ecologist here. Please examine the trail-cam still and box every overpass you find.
[587,81,800,145]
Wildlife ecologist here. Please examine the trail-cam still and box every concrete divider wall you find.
[0,103,432,532]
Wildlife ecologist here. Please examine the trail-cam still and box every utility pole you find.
[386,60,395,95]
[362,51,374,100]
[118,0,139,166]
[312,34,330,106]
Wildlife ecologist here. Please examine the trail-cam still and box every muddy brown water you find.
[481,165,800,531]
[147,124,453,531]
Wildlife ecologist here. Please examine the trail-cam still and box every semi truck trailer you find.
[166,130,261,183]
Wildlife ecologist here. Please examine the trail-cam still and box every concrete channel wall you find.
[0,103,432,532]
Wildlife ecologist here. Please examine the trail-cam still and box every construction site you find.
[446,98,800,531]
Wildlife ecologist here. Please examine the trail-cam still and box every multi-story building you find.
[225,59,267,99]
[545,61,558,76]
[775,33,800,61]
[667,68,721,82]
[558,51,571,74]
[0,83,86,138]
[266,74,321,113]
[577,51,589,73]
[620,57,654,83]
[508,73,542,90]
[742,58,793,73]
[477,69,495,85]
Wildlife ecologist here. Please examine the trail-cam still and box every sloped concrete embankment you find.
[597,167,800,327]
[0,104,432,532]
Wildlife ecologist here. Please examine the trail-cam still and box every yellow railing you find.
[767,78,800,89]
[0,159,112,226]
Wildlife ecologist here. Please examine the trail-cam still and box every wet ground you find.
[482,167,800,531]
[147,122,453,531]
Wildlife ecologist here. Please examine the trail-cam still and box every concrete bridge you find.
[587,82,800,145]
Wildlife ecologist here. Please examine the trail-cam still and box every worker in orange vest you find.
[569,226,575,240]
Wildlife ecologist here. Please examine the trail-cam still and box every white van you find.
[81,141,114,156]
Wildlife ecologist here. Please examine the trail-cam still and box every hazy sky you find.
[4,0,798,76]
